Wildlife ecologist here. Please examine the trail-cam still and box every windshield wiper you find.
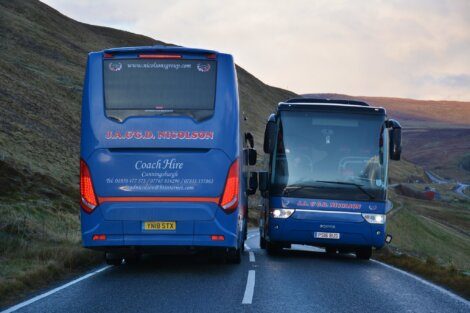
[314,180,376,200]
[282,184,326,197]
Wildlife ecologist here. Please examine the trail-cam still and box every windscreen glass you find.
[103,59,216,121]
[271,110,387,201]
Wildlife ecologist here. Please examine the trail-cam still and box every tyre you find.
[105,252,122,266]
[226,248,241,264]
[325,247,337,255]
[355,247,372,260]
[260,235,266,249]
[266,241,282,255]
[124,253,141,265]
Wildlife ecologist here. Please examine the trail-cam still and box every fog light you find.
[362,213,386,224]
[376,230,381,235]
[211,235,225,241]
[271,208,295,219]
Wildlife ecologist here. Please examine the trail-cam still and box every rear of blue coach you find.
[80,46,246,263]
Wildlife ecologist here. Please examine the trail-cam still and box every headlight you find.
[271,208,295,219]
[362,213,386,224]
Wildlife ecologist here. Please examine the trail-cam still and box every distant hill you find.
[304,93,470,128]
[0,0,294,197]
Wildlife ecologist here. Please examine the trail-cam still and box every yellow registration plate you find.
[143,221,176,231]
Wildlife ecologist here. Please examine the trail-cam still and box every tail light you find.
[219,159,239,213]
[80,159,98,213]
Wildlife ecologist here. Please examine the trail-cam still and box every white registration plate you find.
[315,232,340,239]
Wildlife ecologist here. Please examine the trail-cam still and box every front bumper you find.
[268,213,386,249]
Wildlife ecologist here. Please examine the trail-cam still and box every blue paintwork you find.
[80,46,246,251]
[265,196,386,248]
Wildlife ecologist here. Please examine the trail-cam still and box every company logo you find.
[369,204,377,211]
[108,62,122,72]
[320,224,336,229]
[197,63,211,72]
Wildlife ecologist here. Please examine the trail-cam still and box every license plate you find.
[315,232,340,239]
[143,221,176,231]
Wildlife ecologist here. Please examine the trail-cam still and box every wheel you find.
[325,247,337,255]
[355,247,372,260]
[226,248,241,264]
[105,252,122,266]
[266,241,282,255]
[124,253,141,265]
[260,235,266,249]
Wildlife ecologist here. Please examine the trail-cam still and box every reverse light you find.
[271,209,295,219]
[219,159,239,213]
[362,213,386,224]
[80,159,98,213]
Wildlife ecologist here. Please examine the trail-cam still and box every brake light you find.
[206,53,217,59]
[80,159,98,213]
[103,53,114,58]
[219,159,239,213]
[138,54,182,59]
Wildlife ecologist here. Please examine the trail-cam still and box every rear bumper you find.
[80,203,240,249]
[267,213,386,249]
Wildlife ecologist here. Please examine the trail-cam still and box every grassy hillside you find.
[1,0,468,305]
[0,0,294,305]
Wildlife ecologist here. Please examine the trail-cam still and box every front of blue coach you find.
[80,46,251,264]
[259,99,402,259]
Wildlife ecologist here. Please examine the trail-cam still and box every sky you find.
[42,0,470,101]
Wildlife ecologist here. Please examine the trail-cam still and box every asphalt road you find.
[2,230,469,313]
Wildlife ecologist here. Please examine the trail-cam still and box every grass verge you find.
[374,248,470,299]
[0,194,102,308]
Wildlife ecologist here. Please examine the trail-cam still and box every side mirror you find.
[243,148,257,166]
[247,172,258,196]
[245,132,254,148]
[263,119,277,154]
[258,171,269,196]
[387,119,402,161]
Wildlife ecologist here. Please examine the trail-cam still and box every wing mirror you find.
[247,172,258,196]
[263,115,277,154]
[244,132,257,166]
[386,119,402,161]
[258,171,269,196]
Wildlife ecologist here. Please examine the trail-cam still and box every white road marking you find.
[244,243,251,251]
[371,260,470,306]
[249,228,467,304]
[242,270,256,304]
[1,266,112,313]
[249,251,255,262]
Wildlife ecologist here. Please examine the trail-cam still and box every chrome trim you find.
[295,209,362,215]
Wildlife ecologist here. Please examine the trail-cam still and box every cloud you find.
[41,0,470,100]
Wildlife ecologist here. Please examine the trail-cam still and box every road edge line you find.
[371,260,470,306]
[1,265,112,313]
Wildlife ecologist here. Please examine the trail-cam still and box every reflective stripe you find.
[295,209,362,215]
[98,196,220,204]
